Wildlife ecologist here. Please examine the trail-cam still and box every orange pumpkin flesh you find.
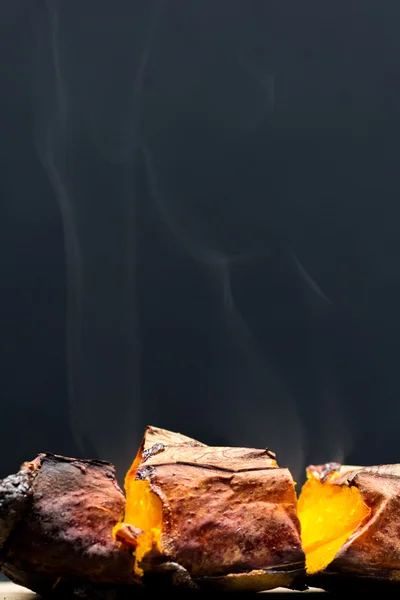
[298,465,370,575]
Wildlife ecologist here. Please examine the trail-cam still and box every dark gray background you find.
[1,0,400,486]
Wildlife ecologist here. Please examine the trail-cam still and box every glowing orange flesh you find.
[298,473,370,575]
[113,459,163,577]
[124,478,162,575]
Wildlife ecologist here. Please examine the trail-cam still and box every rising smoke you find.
[29,0,351,484]
[30,0,151,475]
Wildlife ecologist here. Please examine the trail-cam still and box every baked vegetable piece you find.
[0,453,138,597]
[298,462,400,589]
[114,426,305,592]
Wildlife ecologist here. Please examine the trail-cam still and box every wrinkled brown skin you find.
[141,425,207,453]
[0,454,138,597]
[121,434,306,593]
[306,463,400,592]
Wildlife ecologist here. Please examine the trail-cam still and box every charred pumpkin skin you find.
[300,463,400,590]
[5,435,400,593]
[0,454,138,597]
[117,427,306,592]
